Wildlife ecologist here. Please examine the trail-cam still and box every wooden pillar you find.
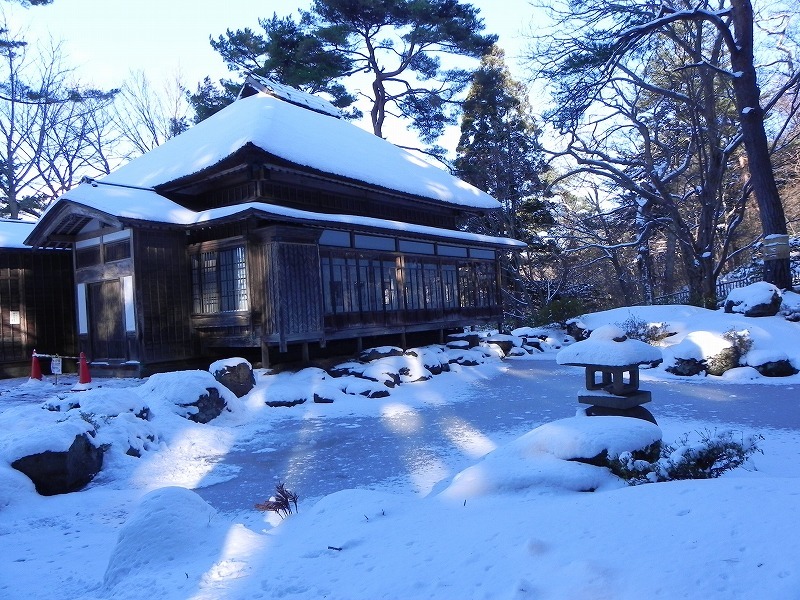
[302,342,310,363]
[261,341,270,368]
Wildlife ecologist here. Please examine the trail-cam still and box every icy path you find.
[195,360,800,514]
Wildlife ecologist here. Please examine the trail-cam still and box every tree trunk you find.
[662,230,677,296]
[728,0,792,289]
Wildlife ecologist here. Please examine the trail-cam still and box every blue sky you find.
[6,0,534,90]
[4,0,538,150]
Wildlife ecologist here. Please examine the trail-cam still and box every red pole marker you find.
[78,352,92,384]
[30,351,42,380]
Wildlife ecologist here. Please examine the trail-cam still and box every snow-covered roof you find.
[100,92,499,210]
[0,219,36,249]
[31,182,524,249]
[239,74,343,118]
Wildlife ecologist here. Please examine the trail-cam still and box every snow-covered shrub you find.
[613,429,762,485]
[535,297,586,327]
[722,328,753,357]
[701,328,752,376]
[615,315,673,345]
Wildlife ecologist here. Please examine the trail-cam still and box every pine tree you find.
[195,0,496,143]
[455,47,552,324]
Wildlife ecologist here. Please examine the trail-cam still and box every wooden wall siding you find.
[134,230,194,363]
[264,242,324,350]
[0,260,23,361]
[0,251,76,363]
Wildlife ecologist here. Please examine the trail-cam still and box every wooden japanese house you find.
[26,78,524,376]
[0,220,76,377]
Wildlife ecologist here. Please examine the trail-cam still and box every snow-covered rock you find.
[724,282,782,317]
[209,357,255,398]
[664,331,738,376]
[138,370,239,422]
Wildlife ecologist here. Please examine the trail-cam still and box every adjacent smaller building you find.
[0,220,76,377]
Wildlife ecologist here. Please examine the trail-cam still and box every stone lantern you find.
[557,324,662,422]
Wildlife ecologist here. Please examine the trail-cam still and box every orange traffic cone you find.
[78,352,92,384]
[30,350,42,380]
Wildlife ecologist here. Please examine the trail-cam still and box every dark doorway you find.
[88,280,126,360]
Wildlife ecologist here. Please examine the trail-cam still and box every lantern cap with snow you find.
[556,324,662,412]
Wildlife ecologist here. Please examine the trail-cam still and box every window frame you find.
[191,244,249,315]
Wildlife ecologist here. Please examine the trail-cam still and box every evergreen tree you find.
[196,0,496,143]
[190,14,357,123]
[454,47,552,324]
[454,46,549,242]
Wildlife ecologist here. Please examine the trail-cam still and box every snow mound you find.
[440,416,660,500]
[0,462,36,507]
[44,387,148,418]
[104,486,259,594]
[721,366,763,381]
[521,416,662,461]
[744,348,791,366]
[556,325,662,366]
[137,370,241,419]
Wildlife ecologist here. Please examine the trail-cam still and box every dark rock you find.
[359,346,404,362]
[313,393,335,404]
[12,433,103,496]
[211,360,256,398]
[447,350,482,367]
[523,340,543,352]
[265,398,307,408]
[485,336,515,355]
[584,405,658,425]
[446,332,481,348]
[184,387,227,423]
[424,361,445,375]
[328,362,361,378]
[565,321,589,341]
[398,366,432,382]
[753,359,798,377]
[666,358,706,377]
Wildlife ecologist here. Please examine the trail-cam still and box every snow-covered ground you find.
[3,302,800,599]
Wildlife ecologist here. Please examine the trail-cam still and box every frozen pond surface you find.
[195,360,800,512]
